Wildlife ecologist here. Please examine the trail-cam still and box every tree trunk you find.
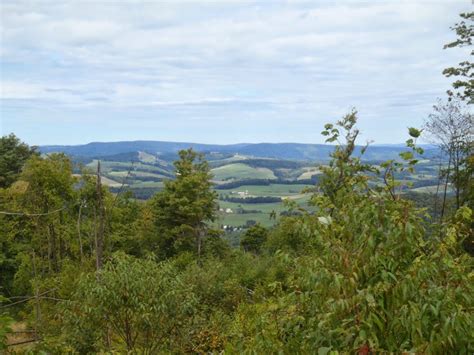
[433,157,443,219]
[77,201,84,261]
[31,252,41,341]
[196,227,204,265]
[96,161,105,270]
[454,146,460,209]
[48,224,58,272]
[440,153,452,224]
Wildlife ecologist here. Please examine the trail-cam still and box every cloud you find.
[1,0,472,144]
[1,82,44,99]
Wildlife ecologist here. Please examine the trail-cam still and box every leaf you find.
[399,151,414,161]
[318,216,332,226]
[366,294,376,308]
[318,347,332,355]
[408,127,421,138]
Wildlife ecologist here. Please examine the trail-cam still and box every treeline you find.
[214,176,319,190]
[109,186,164,199]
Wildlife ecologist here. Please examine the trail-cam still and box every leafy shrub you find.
[60,253,198,353]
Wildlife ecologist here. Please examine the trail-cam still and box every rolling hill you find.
[38,139,444,228]
[40,140,439,162]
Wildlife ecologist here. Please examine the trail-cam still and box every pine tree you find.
[149,149,218,259]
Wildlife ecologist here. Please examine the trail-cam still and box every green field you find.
[109,171,165,178]
[217,183,312,197]
[130,181,165,188]
[82,152,443,231]
[216,192,312,228]
[211,163,276,181]
[87,160,172,176]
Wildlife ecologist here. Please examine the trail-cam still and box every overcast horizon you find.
[1,0,473,146]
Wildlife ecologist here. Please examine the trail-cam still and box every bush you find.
[60,253,198,353]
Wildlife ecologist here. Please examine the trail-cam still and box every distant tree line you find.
[214,177,319,190]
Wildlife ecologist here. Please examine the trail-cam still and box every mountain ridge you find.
[40,140,439,161]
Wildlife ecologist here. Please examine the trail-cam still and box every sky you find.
[0,0,472,145]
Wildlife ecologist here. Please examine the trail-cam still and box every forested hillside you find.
[41,139,439,161]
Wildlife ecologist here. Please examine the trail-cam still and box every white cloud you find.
[1,82,44,99]
[1,0,472,144]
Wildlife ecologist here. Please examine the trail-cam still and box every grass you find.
[297,167,322,180]
[6,322,37,350]
[109,171,164,178]
[216,193,313,227]
[100,176,123,187]
[138,151,157,163]
[130,181,165,188]
[211,163,276,181]
[87,160,172,176]
[217,183,312,197]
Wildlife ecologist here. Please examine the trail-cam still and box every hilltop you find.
[40,140,438,161]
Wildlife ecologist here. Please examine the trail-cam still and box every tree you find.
[149,149,218,259]
[0,134,38,188]
[229,114,474,353]
[443,12,473,103]
[316,109,375,212]
[423,98,473,218]
[9,154,77,274]
[240,224,268,254]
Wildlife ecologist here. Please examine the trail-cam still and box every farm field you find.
[216,193,312,228]
[217,183,312,197]
[69,149,446,232]
[211,163,276,181]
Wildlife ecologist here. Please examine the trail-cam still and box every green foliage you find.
[227,113,474,353]
[1,115,473,353]
[443,12,473,103]
[149,148,219,259]
[265,215,317,254]
[201,229,231,259]
[60,253,197,353]
[316,109,376,211]
[1,154,77,298]
[212,163,276,181]
[240,224,268,254]
[0,133,38,188]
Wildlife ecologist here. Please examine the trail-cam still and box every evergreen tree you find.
[149,149,218,259]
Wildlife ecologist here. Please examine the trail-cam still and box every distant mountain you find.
[40,140,439,162]
[41,140,246,157]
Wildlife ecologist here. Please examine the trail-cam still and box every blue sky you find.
[1,0,472,145]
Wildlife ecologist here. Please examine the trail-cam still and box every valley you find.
[43,142,445,231]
